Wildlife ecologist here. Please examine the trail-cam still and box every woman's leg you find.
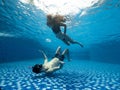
[56,32,70,45]
[62,38,70,45]
[64,34,84,47]
[71,41,84,47]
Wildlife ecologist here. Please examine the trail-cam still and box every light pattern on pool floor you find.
[0,60,120,90]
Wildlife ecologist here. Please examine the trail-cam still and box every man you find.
[46,14,84,47]
[32,46,70,74]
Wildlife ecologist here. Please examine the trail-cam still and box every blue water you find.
[0,0,120,90]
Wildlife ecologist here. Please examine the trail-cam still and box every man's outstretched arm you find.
[39,50,48,64]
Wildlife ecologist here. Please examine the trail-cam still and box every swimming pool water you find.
[0,0,120,90]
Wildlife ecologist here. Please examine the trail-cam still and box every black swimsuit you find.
[54,54,65,61]
[52,25,61,34]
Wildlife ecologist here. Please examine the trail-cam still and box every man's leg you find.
[62,49,70,61]
[55,46,61,55]
[53,46,61,58]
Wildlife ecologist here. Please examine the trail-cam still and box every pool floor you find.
[0,59,120,90]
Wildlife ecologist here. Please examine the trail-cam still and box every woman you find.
[46,14,83,47]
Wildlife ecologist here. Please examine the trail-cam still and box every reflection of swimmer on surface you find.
[46,14,84,47]
[32,46,70,74]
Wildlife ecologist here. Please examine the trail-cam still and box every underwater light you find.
[20,0,104,16]
[0,32,14,37]
[45,38,51,43]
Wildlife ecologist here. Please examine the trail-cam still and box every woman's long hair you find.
[47,14,66,27]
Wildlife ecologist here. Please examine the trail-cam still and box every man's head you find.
[32,64,43,74]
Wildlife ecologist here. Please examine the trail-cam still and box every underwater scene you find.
[0,0,120,90]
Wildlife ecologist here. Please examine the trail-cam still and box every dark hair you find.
[32,64,42,74]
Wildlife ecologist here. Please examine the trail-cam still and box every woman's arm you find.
[59,23,67,34]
